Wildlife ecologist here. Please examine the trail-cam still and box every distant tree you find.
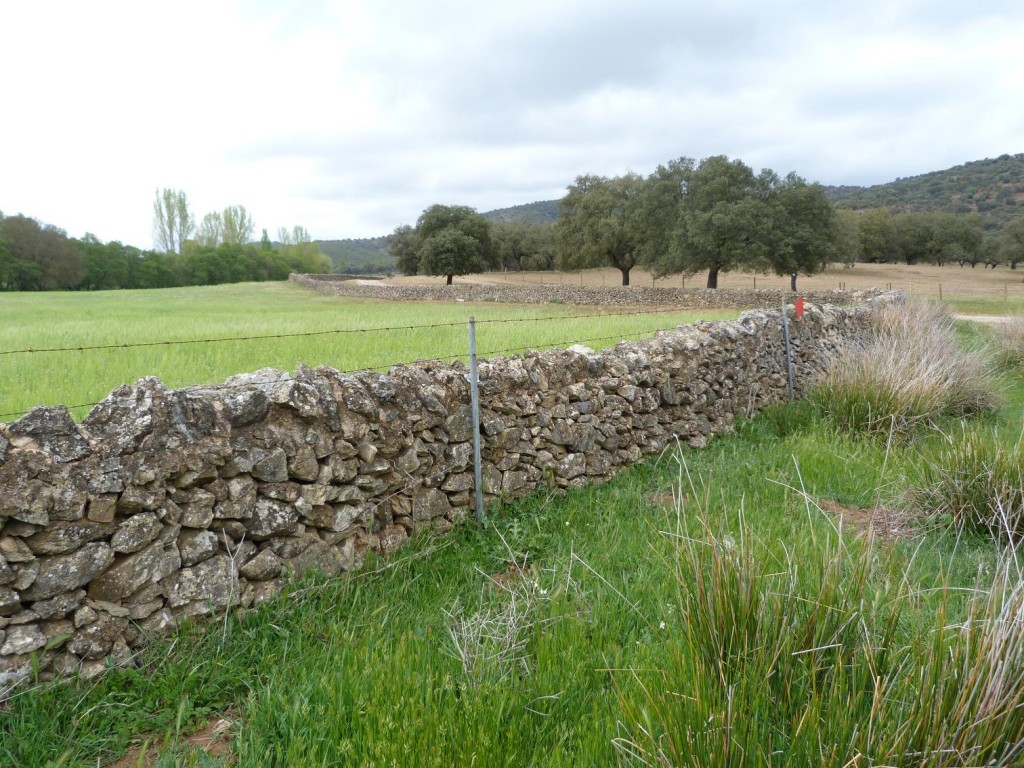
[980,235,1003,268]
[764,173,839,291]
[273,226,330,274]
[855,208,899,263]
[555,173,646,285]
[834,210,860,267]
[933,213,984,267]
[260,228,272,252]
[0,215,84,290]
[635,157,694,268]
[415,204,495,284]
[153,188,194,254]
[78,233,132,290]
[653,155,773,289]
[221,205,255,245]
[493,221,556,271]
[388,224,421,275]
[277,225,311,246]
[1001,217,1024,269]
[894,212,935,265]
[196,211,223,247]
[521,222,557,270]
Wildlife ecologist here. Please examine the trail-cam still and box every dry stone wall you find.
[290,272,884,309]
[0,298,888,686]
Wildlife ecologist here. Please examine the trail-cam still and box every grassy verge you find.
[3,360,1021,766]
[0,282,735,421]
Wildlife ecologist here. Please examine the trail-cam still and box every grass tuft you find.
[905,422,1024,541]
[991,315,1024,374]
[809,301,998,437]
[615,455,1024,766]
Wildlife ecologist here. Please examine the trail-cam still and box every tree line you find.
[390,155,1024,288]
[0,189,331,291]
[838,208,1024,269]
[391,156,838,290]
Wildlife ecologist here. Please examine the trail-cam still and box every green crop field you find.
[0,282,735,422]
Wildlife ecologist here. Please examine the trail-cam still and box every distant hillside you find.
[482,200,559,224]
[825,153,1024,229]
[315,236,394,274]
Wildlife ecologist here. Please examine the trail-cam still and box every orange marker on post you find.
[795,296,804,320]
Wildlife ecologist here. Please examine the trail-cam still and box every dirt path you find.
[954,314,1015,324]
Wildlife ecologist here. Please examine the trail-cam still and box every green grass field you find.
[0,283,735,422]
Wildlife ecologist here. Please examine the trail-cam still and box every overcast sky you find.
[2,1,1022,248]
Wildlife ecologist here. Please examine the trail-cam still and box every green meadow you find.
[0,282,734,421]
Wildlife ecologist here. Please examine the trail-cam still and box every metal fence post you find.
[468,317,484,523]
[782,301,795,402]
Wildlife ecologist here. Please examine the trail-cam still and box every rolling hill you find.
[825,153,1024,229]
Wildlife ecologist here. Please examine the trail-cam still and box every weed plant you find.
[809,302,998,437]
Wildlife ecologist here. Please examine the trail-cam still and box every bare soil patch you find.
[818,499,916,541]
[104,712,235,767]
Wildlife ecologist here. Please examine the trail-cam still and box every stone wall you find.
[0,298,888,686]
[290,272,883,309]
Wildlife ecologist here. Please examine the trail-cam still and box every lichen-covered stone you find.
[110,513,162,554]
[87,542,180,602]
[245,498,299,540]
[177,530,218,567]
[0,624,45,655]
[21,544,114,601]
[239,548,283,581]
[7,407,90,463]
[163,555,238,610]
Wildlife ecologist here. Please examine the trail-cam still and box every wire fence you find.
[0,307,709,421]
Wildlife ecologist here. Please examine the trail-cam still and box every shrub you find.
[809,302,998,437]
[905,423,1024,540]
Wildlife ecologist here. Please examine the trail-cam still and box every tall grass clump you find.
[809,301,998,437]
[614,468,1024,766]
[991,315,1024,374]
[906,422,1024,541]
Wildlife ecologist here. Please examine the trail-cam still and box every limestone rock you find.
[111,512,162,553]
[22,544,114,601]
[87,542,180,602]
[0,624,45,656]
[411,488,451,521]
[163,555,238,610]
[245,498,299,540]
[239,548,283,581]
[288,445,319,482]
[177,530,219,567]
[32,590,85,620]
[7,406,90,463]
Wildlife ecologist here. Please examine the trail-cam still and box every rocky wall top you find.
[0,296,891,687]
[289,273,883,309]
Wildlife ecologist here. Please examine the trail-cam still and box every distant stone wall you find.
[0,297,892,685]
[290,272,882,309]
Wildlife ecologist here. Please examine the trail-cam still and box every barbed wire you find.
[0,306,703,357]
[0,326,674,422]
